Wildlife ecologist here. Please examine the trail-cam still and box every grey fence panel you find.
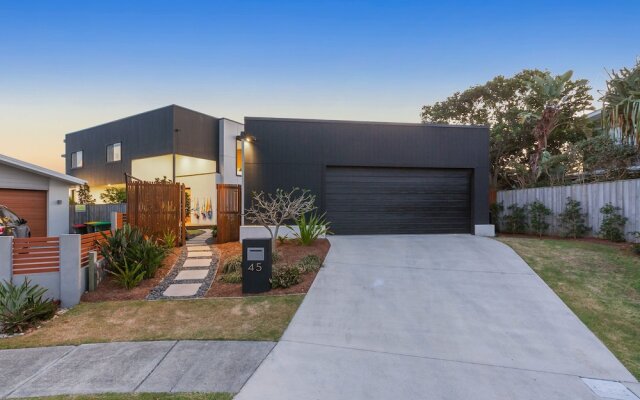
[69,204,127,228]
[497,179,640,241]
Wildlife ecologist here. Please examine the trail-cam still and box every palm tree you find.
[519,70,574,182]
[601,60,640,147]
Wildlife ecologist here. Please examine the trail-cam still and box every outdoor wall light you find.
[237,132,257,143]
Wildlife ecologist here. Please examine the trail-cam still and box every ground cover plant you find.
[0,279,57,334]
[498,237,640,378]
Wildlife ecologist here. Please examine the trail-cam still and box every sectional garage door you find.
[325,167,471,235]
[0,189,47,237]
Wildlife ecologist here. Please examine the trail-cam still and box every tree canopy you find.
[421,69,593,189]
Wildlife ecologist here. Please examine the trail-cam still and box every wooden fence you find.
[497,178,640,241]
[12,237,60,275]
[216,184,241,244]
[69,203,126,227]
[80,230,111,267]
[126,179,186,244]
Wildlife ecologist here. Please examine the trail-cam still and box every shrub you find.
[127,238,166,279]
[297,254,322,273]
[211,225,218,238]
[631,232,640,255]
[220,272,242,284]
[529,201,552,237]
[504,204,528,234]
[99,226,167,283]
[558,197,590,238]
[272,251,281,263]
[161,230,177,249]
[490,202,504,233]
[291,212,331,245]
[221,255,242,274]
[599,203,628,242]
[0,279,56,334]
[270,265,302,289]
[277,235,288,244]
[107,258,146,289]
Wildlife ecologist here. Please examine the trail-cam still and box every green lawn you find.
[11,394,232,400]
[498,236,640,379]
[0,295,303,349]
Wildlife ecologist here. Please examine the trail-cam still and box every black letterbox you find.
[242,238,272,294]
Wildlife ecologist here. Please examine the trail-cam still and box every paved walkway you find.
[147,229,217,299]
[236,235,640,400]
[0,340,274,398]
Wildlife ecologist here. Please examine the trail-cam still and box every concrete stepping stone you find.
[183,259,212,268]
[175,270,209,281]
[188,251,212,257]
[163,283,201,297]
[186,245,210,251]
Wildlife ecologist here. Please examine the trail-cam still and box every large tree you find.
[421,69,593,189]
[601,59,640,147]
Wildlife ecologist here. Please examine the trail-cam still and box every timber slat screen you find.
[81,230,111,267]
[217,184,241,244]
[12,237,60,275]
[126,177,186,245]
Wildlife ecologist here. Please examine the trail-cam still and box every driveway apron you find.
[236,234,638,400]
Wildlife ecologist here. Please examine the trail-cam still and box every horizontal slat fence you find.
[498,178,640,241]
[70,203,126,227]
[81,230,111,267]
[12,237,60,275]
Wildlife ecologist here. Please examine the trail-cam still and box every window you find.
[236,139,243,176]
[71,151,83,169]
[107,142,121,163]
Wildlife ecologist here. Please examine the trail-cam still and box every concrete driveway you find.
[237,235,639,400]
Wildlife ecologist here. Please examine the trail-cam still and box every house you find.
[64,105,243,226]
[241,117,492,236]
[0,153,85,236]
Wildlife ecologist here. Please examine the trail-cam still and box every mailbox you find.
[242,238,273,294]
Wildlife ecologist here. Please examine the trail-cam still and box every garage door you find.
[325,167,471,235]
[0,189,47,237]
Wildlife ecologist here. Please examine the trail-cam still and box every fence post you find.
[0,236,12,283]
[87,251,98,291]
[59,234,82,308]
[110,211,118,233]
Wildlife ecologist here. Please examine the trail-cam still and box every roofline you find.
[0,154,86,185]
[244,116,487,129]
[65,104,220,137]
[220,117,244,125]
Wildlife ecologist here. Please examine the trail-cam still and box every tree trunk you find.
[272,225,279,254]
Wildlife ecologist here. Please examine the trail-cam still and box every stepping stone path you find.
[147,229,218,300]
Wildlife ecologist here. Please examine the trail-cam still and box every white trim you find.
[0,153,85,185]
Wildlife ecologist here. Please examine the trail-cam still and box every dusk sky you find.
[1,0,639,172]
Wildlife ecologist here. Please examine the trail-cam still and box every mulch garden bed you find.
[207,239,331,297]
[81,247,182,302]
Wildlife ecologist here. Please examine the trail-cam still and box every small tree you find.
[490,201,504,233]
[100,187,126,204]
[558,197,590,238]
[504,204,528,234]
[244,188,316,253]
[599,203,628,242]
[77,183,95,205]
[529,201,552,237]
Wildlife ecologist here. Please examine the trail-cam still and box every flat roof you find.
[0,153,85,185]
[244,116,487,129]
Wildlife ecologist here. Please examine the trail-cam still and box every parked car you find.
[0,204,31,237]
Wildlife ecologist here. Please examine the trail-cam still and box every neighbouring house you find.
[64,105,243,226]
[241,117,492,237]
[0,153,85,236]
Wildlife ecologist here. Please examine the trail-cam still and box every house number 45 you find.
[248,263,262,272]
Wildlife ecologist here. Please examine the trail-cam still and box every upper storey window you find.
[71,151,83,169]
[107,142,121,163]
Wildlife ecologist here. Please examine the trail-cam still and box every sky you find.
[1,0,639,172]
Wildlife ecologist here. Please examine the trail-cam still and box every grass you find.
[11,394,232,400]
[498,236,640,379]
[0,295,303,349]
